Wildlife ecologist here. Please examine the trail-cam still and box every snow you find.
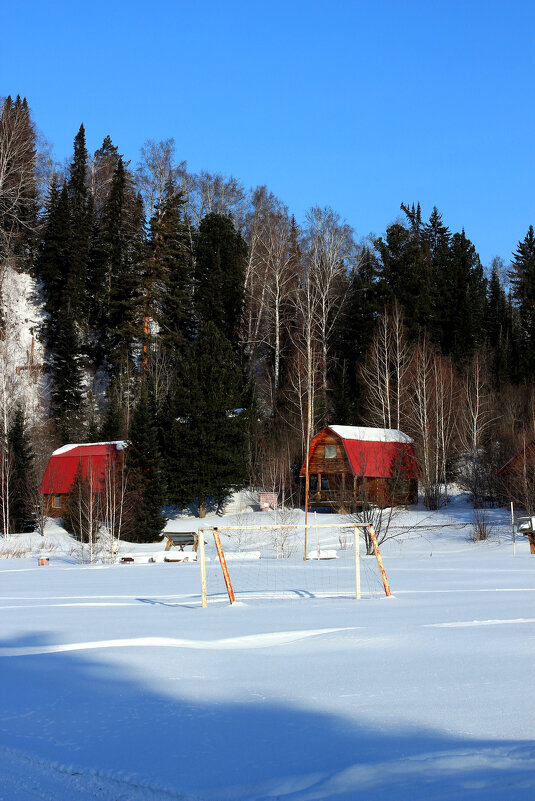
[328,424,414,443]
[0,492,534,800]
[51,440,127,456]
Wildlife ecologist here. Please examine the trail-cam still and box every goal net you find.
[197,520,391,606]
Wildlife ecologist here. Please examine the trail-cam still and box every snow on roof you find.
[328,425,413,444]
[52,441,126,456]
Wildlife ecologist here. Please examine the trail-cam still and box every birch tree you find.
[0,95,37,263]
[301,206,357,422]
[361,304,411,430]
[406,338,458,509]
[457,350,497,505]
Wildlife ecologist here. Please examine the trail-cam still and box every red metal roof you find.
[341,439,419,478]
[40,443,122,495]
[497,440,535,476]
[300,427,419,479]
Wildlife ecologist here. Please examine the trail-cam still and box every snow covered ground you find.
[0,493,534,800]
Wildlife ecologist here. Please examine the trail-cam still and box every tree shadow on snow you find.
[0,630,533,801]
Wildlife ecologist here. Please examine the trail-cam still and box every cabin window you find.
[321,475,329,490]
[324,445,336,459]
[309,476,318,491]
[54,495,61,509]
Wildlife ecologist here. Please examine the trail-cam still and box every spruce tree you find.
[329,247,382,422]
[423,207,452,349]
[194,213,247,350]
[49,306,86,443]
[509,225,535,375]
[166,323,249,517]
[126,387,167,542]
[8,406,36,532]
[38,180,71,349]
[66,124,92,320]
[374,218,431,342]
[447,230,487,364]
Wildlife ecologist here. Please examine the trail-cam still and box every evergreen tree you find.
[194,213,247,349]
[374,216,431,342]
[8,406,36,532]
[38,179,71,349]
[165,323,249,516]
[509,225,535,375]
[66,124,92,319]
[329,247,382,422]
[486,258,515,387]
[423,207,452,348]
[145,182,193,363]
[126,387,167,542]
[446,230,487,364]
[49,306,86,443]
[99,385,124,441]
[91,134,120,214]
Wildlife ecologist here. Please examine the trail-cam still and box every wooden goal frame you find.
[197,523,391,607]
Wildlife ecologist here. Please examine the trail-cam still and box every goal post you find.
[198,522,391,606]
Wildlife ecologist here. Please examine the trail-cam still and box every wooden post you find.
[198,528,207,608]
[368,525,391,597]
[354,525,361,600]
[529,534,535,555]
[511,502,515,556]
[304,363,312,561]
[213,528,235,604]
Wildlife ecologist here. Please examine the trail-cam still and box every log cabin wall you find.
[308,430,351,475]
[44,494,67,517]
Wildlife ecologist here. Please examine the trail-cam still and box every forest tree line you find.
[1,95,535,541]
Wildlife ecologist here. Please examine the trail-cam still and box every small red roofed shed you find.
[40,441,125,517]
[300,426,419,511]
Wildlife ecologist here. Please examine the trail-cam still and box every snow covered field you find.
[0,495,534,800]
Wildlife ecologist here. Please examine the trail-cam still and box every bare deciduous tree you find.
[301,206,357,421]
[187,171,247,230]
[361,304,410,430]
[0,96,37,261]
[136,138,190,220]
[457,350,498,505]
[406,338,458,509]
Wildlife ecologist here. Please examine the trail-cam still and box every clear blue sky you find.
[3,0,534,267]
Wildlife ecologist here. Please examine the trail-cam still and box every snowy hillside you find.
[0,263,44,425]
[0,493,534,800]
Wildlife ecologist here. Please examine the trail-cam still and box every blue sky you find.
[3,0,534,267]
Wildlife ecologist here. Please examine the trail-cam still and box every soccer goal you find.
[196,522,391,607]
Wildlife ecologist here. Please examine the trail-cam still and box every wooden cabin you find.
[300,426,419,511]
[40,442,125,517]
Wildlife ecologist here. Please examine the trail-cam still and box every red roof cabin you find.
[300,426,419,511]
[40,441,125,517]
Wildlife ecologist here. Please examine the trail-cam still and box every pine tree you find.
[194,213,247,349]
[126,387,167,542]
[166,323,249,517]
[8,405,36,532]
